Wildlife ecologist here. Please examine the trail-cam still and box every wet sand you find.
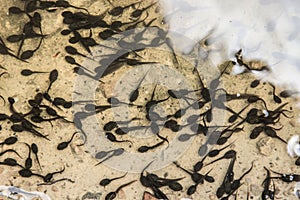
[0,0,299,200]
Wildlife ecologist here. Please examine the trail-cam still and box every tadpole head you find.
[8,97,15,104]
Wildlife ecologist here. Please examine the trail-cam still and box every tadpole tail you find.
[94,154,113,166]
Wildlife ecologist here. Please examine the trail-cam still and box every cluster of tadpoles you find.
[0,69,84,185]
[0,69,69,139]
[86,48,297,199]
[60,0,157,40]
[0,134,73,185]
[6,4,45,61]
[3,0,98,61]
[1,0,300,199]
[261,167,300,200]
[59,0,180,83]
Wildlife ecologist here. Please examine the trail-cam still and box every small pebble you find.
[257,137,274,156]
[51,186,58,192]
[70,143,82,154]
[208,194,218,200]
[0,167,4,174]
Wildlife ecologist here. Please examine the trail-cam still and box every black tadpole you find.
[106,132,132,145]
[107,0,141,16]
[130,2,157,18]
[228,104,249,123]
[205,150,237,166]
[208,142,234,158]
[37,178,74,186]
[57,132,78,150]
[21,120,50,140]
[55,1,89,13]
[230,162,253,191]
[20,35,44,60]
[8,6,24,14]
[0,35,27,62]
[95,148,124,166]
[0,136,17,146]
[65,56,93,73]
[43,166,66,182]
[250,79,260,88]
[65,45,92,60]
[249,126,264,139]
[279,90,299,98]
[21,69,48,76]
[24,143,32,169]
[100,172,127,186]
[261,167,275,200]
[137,140,165,153]
[270,83,282,104]
[193,155,208,172]
[31,143,42,170]
[263,126,286,143]
[46,69,58,93]
[1,158,22,167]
[129,70,149,102]
[105,180,136,200]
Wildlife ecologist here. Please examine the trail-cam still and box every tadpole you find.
[137,140,165,153]
[205,150,237,166]
[100,172,127,186]
[270,83,282,104]
[47,69,58,93]
[130,2,157,18]
[263,126,286,143]
[95,148,124,166]
[31,143,42,170]
[65,56,93,73]
[107,0,141,16]
[208,142,234,158]
[8,6,24,14]
[0,136,17,146]
[20,35,44,60]
[65,45,92,59]
[21,69,48,76]
[249,126,264,139]
[279,90,299,98]
[57,132,78,150]
[24,143,32,169]
[105,180,136,200]
[105,132,132,145]
[250,79,260,88]
[43,166,66,182]
[129,70,149,102]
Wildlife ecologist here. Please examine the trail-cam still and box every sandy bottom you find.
[0,0,299,200]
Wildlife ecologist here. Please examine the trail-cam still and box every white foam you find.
[287,135,300,157]
[0,186,51,200]
[160,0,300,90]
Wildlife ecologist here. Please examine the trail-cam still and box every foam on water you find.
[0,186,51,200]
[160,0,300,90]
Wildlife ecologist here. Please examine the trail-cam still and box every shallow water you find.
[0,0,299,200]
